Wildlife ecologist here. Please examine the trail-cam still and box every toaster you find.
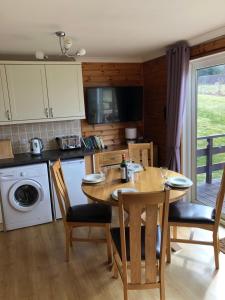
[56,135,81,150]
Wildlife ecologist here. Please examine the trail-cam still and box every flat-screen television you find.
[86,87,143,124]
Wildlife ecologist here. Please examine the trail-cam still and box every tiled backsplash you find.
[0,120,81,154]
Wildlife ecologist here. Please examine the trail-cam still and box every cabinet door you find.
[5,65,49,121]
[0,65,11,122]
[45,65,85,119]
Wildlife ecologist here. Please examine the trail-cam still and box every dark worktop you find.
[0,145,129,169]
[0,149,94,169]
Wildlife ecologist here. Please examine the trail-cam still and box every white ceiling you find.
[1,0,225,62]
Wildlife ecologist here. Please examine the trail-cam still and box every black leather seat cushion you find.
[67,203,112,223]
[111,226,161,260]
[169,201,215,224]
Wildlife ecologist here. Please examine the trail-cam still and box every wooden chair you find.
[94,149,128,173]
[128,142,154,167]
[167,166,225,269]
[51,159,112,262]
[111,189,170,300]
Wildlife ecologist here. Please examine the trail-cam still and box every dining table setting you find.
[82,163,193,206]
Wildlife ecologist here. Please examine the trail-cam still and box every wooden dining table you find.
[82,166,190,205]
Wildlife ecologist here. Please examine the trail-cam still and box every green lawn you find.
[197,93,225,183]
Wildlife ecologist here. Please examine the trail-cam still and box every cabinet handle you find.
[50,107,53,118]
[6,110,11,120]
[45,108,49,118]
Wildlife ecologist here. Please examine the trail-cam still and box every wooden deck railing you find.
[197,133,225,183]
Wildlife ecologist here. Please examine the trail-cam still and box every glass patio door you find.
[183,52,225,221]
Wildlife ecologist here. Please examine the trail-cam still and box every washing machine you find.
[0,163,53,231]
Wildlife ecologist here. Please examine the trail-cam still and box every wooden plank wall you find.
[81,121,143,147]
[191,36,225,59]
[143,35,225,165]
[143,56,167,164]
[81,63,144,147]
[82,63,144,87]
[81,36,225,156]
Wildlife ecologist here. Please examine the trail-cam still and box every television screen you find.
[86,87,143,124]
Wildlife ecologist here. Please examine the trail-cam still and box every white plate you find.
[82,173,105,184]
[111,188,138,200]
[127,163,143,172]
[166,176,193,188]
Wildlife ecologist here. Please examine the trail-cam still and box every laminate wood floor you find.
[0,221,225,300]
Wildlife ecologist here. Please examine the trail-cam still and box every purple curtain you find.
[166,41,190,171]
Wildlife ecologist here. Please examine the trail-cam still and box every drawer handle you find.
[45,108,49,118]
[50,107,54,118]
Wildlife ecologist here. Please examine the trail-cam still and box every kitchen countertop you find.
[0,145,129,169]
[0,149,94,169]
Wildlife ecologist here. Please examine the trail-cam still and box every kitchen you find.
[0,61,143,232]
[0,61,87,230]
[1,1,225,300]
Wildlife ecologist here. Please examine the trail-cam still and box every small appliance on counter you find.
[56,135,81,150]
[29,138,44,155]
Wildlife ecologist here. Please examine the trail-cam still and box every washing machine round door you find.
[9,179,44,212]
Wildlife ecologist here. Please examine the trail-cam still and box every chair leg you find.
[160,280,165,300]
[66,227,70,262]
[213,232,220,269]
[123,286,128,300]
[70,228,73,247]
[166,226,171,263]
[105,224,112,264]
[113,259,118,279]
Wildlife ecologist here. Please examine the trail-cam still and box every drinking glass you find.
[160,167,168,186]
[128,170,135,183]
[100,166,108,179]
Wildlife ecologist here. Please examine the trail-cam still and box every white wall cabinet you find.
[5,65,49,121]
[0,62,85,124]
[0,65,11,122]
[45,65,85,119]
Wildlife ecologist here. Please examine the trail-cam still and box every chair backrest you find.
[215,166,225,230]
[51,160,71,221]
[128,142,153,167]
[94,149,128,173]
[118,189,170,286]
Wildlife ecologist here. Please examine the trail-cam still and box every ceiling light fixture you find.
[55,31,86,60]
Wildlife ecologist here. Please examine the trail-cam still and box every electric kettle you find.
[29,138,44,155]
